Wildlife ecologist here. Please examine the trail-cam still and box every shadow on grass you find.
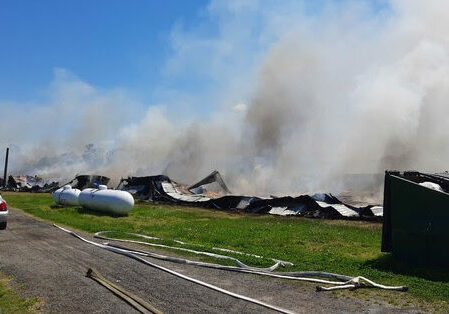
[76,207,127,218]
[365,254,449,282]
[51,204,81,209]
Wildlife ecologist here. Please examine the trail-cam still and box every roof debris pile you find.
[63,175,110,190]
[3,175,59,192]
[118,171,382,220]
[0,174,110,193]
[117,171,231,200]
[1,168,382,220]
[187,170,231,195]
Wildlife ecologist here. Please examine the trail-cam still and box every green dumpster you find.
[382,171,449,266]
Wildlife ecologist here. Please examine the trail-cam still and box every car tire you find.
[0,222,6,230]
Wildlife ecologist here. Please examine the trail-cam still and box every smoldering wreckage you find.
[2,170,383,220]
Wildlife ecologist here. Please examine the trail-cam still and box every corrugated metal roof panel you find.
[371,206,384,217]
[268,207,298,216]
[316,201,359,217]
[161,182,211,202]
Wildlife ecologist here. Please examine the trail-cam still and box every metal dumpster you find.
[382,171,449,266]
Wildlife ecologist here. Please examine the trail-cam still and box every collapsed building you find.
[118,171,382,220]
[3,175,59,192]
[62,175,110,190]
[1,174,110,193]
[1,167,382,220]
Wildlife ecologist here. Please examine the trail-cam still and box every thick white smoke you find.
[1,0,449,197]
[241,0,449,194]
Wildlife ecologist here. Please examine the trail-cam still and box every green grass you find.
[0,272,40,313]
[4,192,449,311]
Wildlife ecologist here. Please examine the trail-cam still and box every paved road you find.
[0,208,407,313]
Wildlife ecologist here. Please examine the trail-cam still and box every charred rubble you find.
[0,174,110,193]
[61,175,110,190]
[118,171,382,220]
[1,168,382,220]
[3,175,59,193]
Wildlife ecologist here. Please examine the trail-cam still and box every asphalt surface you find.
[0,208,408,313]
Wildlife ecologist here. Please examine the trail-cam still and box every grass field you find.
[3,192,449,311]
[0,272,40,313]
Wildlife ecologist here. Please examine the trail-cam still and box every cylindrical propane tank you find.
[78,186,134,215]
[53,185,81,206]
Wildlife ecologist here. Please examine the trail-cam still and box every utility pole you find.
[3,147,9,188]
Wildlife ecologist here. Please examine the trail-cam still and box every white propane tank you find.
[78,186,134,215]
[53,185,81,206]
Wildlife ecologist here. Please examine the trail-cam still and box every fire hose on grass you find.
[94,230,408,290]
[54,225,408,314]
[104,241,354,284]
[94,231,293,272]
[107,239,408,292]
[54,224,295,314]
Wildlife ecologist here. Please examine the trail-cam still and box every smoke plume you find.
[2,0,449,196]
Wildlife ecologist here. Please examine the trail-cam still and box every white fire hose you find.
[54,225,408,314]
[54,224,296,314]
[94,231,293,271]
[93,230,408,290]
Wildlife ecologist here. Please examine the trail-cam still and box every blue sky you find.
[0,0,209,102]
[0,0,389,116]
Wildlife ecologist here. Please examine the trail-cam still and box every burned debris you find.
[187,170,231,195]
[118,172,382,220]
[117,175,170,201]
[62,175,110,190]
[3,175,59,193]
[1,165,382,221]
[0,174,110,193]
[117,171,231,200]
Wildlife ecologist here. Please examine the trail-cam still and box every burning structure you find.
[118,170,382,220]
[4,175,59,193]
[0,174,110,193]
[62,175,110,190]
[117,171,230,200]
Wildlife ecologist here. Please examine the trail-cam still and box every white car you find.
[0,194,7,229]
